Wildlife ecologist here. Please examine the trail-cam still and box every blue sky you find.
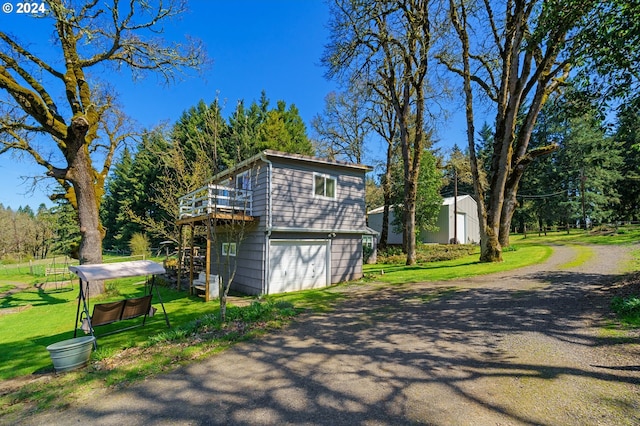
[0,1,465,210]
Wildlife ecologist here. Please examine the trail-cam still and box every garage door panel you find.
[269,240,328,294]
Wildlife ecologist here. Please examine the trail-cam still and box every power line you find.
[517,190,566,199]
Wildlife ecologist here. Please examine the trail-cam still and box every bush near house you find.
[377,243,477,264]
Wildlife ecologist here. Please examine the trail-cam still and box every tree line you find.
[101,92,313,252]
[0,202,78,262]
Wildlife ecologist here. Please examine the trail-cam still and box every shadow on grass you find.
[0,285,221,379]
[0,290,71,310]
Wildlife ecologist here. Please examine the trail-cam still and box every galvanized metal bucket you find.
[46,336,95,372]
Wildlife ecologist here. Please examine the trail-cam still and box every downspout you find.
[262,153,273,296]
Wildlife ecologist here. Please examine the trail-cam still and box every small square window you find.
[221,242,236,257]
[313,174,336,199]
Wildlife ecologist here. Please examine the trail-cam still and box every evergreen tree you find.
[612,99,640,221]
[518,91,623,229]
[50,198,81,257]
[102,92,314,249]
[101,147,137,250]
[390,149,443,251]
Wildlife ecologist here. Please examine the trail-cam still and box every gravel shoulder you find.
[15,244,640,425]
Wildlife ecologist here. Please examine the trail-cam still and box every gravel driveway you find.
[22,245,640,425]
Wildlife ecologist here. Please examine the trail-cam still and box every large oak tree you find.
[323,0,436,265]
[440,0,596,261]
[0,0,205,293]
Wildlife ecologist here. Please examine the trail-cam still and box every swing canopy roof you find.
[69,260,165,282]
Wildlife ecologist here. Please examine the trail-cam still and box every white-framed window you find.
[235,171,251,190]
[221,242,237,257]
[362,235,374,249]
[314,173,336,199]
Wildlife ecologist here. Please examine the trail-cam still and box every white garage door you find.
[456,212,466,244]
[268,240,329,294]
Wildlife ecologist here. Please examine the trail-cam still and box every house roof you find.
[367,195,475,215]
[207,150,372,184]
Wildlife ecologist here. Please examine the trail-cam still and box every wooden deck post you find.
[177,224,183,292]
[189,223,195,296]
[205,218,212,302]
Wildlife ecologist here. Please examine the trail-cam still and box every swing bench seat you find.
[90,295,153,327]
[72,260,170,346]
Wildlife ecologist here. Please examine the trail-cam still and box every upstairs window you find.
[235,171,251,190]
[314,173,336,199]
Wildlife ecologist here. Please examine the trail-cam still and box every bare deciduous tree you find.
[0,0,206,293]
[323,0,437,265]
[440,0,592,261]
[312,86,370,164]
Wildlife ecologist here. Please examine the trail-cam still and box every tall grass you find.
[611,296,640,327]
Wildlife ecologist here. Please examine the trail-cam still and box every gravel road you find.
[18,244,640,425]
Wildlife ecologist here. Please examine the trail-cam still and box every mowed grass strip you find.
[364,244,552,284]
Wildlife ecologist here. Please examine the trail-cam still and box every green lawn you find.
[0,275,223,380]
[365,244,552,284]
[2,225,639,383]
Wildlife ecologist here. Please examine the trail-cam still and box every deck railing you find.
[178,184,253,219]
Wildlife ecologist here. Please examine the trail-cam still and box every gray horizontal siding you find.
[269,160,366,231]
[205,155,368,296]
[330,235,363,283]
[208,231,265,296]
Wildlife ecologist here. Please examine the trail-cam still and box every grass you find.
[0,276,220,380]
[365,244,552,284]
[1,291,300,420]
[509,224,640,246]
[2,228,639,420]
[556,245,595,269]
[611,295,640,327]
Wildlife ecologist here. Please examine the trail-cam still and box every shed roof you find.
[367,195,476,215]
[69,260,165,282]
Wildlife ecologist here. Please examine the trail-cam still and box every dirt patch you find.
[0,280,32,299]
[0,303,32,316]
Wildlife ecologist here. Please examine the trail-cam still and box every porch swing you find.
[70,260,171,348]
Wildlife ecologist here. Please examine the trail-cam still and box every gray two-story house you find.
[177,150,372,298]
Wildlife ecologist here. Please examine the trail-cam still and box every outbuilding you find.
[367,195,480,245]
[177,150,372,299]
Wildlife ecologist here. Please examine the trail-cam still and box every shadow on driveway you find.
[25,248,640,426]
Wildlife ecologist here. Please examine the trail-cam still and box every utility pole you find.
[453,168,458,244]
[581,168,587,229]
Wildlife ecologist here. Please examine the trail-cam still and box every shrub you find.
[611,295,640,316]
[611,295,640,326]
[129,233,150,257]
[377,244,476,264]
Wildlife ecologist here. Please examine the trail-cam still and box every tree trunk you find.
[404,198,417,265]
[479,226,502,262]
[67,116,104,294]
[379,141,394,249]
[498,190,518,247]
[220,292,227,322]
[403,136,419,264]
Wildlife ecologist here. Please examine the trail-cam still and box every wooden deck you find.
[176,211,257,226]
